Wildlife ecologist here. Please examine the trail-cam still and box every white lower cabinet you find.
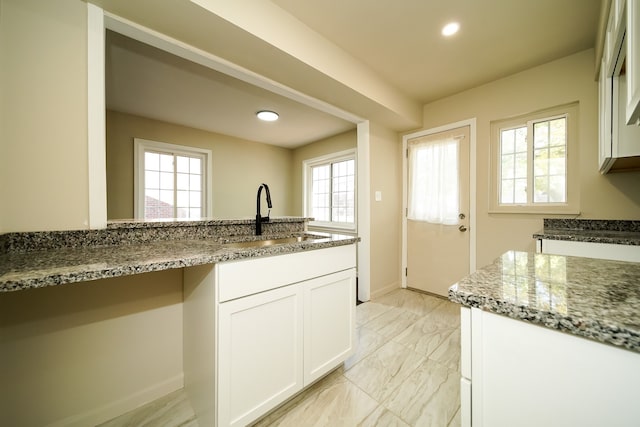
[218,284,304,427]
[184,244,356,427]
[461,307,640,427]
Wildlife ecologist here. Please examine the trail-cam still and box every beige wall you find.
[290,129,357,216]
[0,270,184,426]
[419,49,640,268]
[106,110,294,219]
[369,122,403,297]
[0,0,90,232]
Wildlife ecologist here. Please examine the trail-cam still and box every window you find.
[134,138,212,219]
[304,150,356,230]
[490,103,579,214]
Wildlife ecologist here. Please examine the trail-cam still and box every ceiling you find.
[105,31,356,148]
[106,0,602,147]
[271,0,602,103]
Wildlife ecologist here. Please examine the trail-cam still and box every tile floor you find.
[100,289,461,427]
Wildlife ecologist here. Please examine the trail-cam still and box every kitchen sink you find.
[222,234,324,249]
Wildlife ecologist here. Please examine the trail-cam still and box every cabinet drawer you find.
[217,244,356,302]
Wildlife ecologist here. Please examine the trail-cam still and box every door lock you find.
[459,213,466,219]
[459,225,468,232]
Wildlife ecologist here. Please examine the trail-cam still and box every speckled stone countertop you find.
[449,250,640,353]
[0,218,358,293]
[533,219,640,246]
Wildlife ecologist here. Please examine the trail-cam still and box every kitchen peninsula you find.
[0,218,359,427]
[449,250,640,427]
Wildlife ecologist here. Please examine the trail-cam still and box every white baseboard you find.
[369,282,401,300]
[47,374,184,427]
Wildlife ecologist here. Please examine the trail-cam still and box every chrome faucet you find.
[256,183,272,235]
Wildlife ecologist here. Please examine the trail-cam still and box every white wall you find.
[420,49,640,268]
[0,0,90,232]
[0,270,184,426]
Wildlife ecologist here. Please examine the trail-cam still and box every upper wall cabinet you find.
[599,0,640,173]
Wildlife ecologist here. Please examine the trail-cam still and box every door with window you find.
[406,126,470,297]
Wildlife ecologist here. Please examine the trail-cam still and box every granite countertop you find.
[0,232,358,293]
[533,219,640,246]
[449,250,640,353]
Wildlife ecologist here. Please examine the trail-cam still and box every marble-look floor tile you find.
[429,300,462,328]
[344,341,424,402]
[375,289,445,317]
[97,388,197,427]
[448,406,461,427]
[382,359,460,427]
[429,328,461,371]
[356,301,393,326]
[393,312,457,358]
[344,325,388,371]
[358,405,410,427]
[363,306,422,339]
[259,375,379,427]
[252,368,344,426]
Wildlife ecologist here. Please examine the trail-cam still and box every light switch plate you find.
[375,191,382,201]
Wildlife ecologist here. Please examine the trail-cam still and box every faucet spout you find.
[256,183,272,235]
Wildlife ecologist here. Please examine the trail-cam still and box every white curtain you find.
[408,136,459,224]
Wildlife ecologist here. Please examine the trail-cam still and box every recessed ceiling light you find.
[442,22,460,37]
[256,110,279,121]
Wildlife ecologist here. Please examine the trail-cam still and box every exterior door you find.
[406,125,470,296]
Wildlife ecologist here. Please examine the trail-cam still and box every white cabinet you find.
[303,270,355,384]
[183,244,357,427]
[539,238,640,262]
[218,284,304,427]
[599,0,640,173]
[461,307,640,427]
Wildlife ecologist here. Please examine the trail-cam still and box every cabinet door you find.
[303,269,356,385]
[218,285,303,427]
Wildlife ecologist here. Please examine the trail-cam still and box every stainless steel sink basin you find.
[223,235,322,249]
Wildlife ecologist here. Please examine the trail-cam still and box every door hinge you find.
[405,267,408,276]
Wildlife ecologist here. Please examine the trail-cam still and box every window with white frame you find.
[134,138,212,219]
[304,150,356,230]
[490,103,579,214]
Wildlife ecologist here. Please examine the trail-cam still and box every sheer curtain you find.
[408,136,459,225]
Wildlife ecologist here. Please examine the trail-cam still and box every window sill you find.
[488,207,580,215]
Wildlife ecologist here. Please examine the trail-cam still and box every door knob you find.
[459,225,468,232]
[459,213,466,219]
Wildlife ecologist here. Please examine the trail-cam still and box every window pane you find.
[145,152,160,171]
[515,127,527,152]
[550,118,566,146]
[159,189,174,205]
[514,179,527,203]
[160,172,174,190]
[190,157,201,173]
[190,175,201,191]
[534,121,549,148]
[534,149,549,176]
[176,156,189,173]
[159,154,173,172]
[534,176,549,202]
[501,129,515,154]
[189,208,201,218]
[177,190,188,208]
[189,191,201,208]
[145,171,160,189]
[501,180,514,204]
[549,176,566,202]
[177,173,189,190]
[515,153,527,179]
[501,154,514,179]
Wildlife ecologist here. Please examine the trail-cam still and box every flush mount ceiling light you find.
[442,22,460,37]
[256,110,279,121]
